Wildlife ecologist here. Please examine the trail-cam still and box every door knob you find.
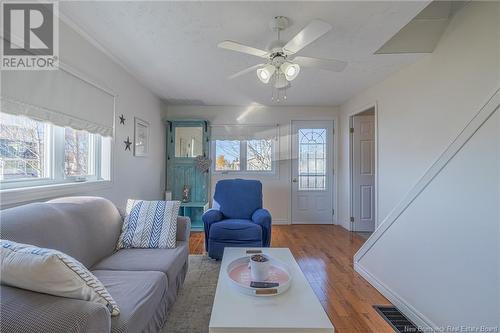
[292,178,298,183]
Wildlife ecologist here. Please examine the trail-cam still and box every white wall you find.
[166,105,339,224]
[338,2,500,230]
[57,20,167,209]
[0,19,167,210]
[357,104,499,329]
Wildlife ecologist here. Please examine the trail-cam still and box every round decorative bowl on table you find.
[226,254,292,296]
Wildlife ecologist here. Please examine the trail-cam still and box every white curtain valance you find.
[1,68,114,137]
[210,124,278,141]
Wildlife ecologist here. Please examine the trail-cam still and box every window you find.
[247,139,272,171]
[214,138,275,173]
[211,124,278,174]
[0,113,49,180]
[215,140,240,171]
[298,128,327,190]
[64,127,94,177]
[0,113,110,189]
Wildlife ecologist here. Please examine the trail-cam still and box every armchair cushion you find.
[252,209,272,247]
[209,220,262,243]
[213,179,262,219]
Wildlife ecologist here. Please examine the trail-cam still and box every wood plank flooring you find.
[189,225,394,333]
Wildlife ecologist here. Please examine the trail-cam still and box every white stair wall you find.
[354,89,500,330]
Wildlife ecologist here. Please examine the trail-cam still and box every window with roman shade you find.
[210,124,279,173]
[0,66,114,189]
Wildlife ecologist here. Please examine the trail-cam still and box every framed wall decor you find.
[134,117,150,157]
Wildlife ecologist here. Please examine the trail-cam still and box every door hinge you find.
[350,216,355,222]
[332,209,335,216]
[350,127,354,133]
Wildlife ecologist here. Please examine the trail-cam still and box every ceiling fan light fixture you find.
[257,64,276,84]
[281,62,300,81]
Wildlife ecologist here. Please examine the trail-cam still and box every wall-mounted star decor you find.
[119,114,126,125]
[124,136,132,151]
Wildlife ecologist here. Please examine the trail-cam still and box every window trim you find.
[0,179,112,209]
[211,138,278,176]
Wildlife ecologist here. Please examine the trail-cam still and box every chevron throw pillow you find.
[117,200,180,249]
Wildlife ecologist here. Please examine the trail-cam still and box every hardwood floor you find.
[189,225,394,333]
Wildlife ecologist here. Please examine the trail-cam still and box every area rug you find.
[162,255,221,333]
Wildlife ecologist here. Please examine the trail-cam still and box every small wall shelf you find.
[166,120,210,232]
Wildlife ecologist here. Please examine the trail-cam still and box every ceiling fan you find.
[218,16,348,101]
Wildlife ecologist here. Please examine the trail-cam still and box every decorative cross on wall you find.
[119,114,126,125]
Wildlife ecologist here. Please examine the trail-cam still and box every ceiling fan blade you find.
[218,41,269,58]
[284,19,332,55]
[293,56,348,72]
[228,64,264,80]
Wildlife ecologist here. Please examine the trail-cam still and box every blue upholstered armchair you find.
[203,179,272,260]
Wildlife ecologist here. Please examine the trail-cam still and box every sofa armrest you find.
[1,285,111,333]
[176,216,191,241]
[252,209,272,247]
[202,209,223,251]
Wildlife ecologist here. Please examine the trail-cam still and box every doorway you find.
[291,120,334,224]
[349,107,377,233]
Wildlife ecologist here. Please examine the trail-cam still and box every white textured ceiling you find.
[60,1,429,106]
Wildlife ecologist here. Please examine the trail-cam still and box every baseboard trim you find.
[272,219,290,225]
[354,262,437,331]
[291,221,334,225]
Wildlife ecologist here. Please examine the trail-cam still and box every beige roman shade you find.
[210,124,279,141]
[1,67,115,137]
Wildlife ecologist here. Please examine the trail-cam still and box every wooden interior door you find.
[351,115,375,232]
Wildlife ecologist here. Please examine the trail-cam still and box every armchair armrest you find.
[202,209,223,251]
[252,209,272,247]
[1,285,111,333]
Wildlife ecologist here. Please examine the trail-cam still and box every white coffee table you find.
[209,247,335,333]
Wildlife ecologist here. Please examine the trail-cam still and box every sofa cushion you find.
[0,197,122,268]
[93,241,188,283]
[209,220,262,241]
[0,285,111,333]
[1,240,120,316]
[92,270,167,333]
[117,200,180,249]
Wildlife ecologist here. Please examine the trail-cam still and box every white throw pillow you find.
[0,240,120,316]
[117,199,180,249]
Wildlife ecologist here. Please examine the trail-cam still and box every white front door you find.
[291,120,334,224]
[351,115,375,232]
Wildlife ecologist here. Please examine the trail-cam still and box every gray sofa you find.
[0,196,191,333]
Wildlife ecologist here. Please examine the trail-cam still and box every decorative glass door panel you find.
[298,128,327,191]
